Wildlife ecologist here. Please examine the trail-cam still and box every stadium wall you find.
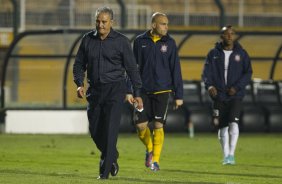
[5,110,88,134]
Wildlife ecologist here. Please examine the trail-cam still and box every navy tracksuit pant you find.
[86,80,125,177]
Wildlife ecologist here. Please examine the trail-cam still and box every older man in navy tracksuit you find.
[202,25,252,165]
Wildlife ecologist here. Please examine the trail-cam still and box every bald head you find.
[151,12,167,23]
[151,12,168,37]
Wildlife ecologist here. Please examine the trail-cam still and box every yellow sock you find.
[152,128,164,163]
[137,127,153,152]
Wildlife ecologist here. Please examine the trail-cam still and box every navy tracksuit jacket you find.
[133,31,183,99]
[202,42,253,101]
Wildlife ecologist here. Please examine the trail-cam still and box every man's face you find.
[96,12,112,38]
[152,16,168,37]
[221,28,235,46]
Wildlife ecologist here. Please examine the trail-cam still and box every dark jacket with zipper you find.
[202,41,252,101]
[73,28,142,97]
[132,31,183,99]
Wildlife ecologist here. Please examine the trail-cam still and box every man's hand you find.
[227,87,237,96]
[173,99,183,110]
[126,94,134,104]
[126,95,143,111]
[208,86,217,98]
[134,97,143,111]
[77,86,85,98]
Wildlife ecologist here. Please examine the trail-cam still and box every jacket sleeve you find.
[125,39,140,94]
[233,50,253,91]
[122,38,142,97]
[170,40,183,99]
[202,51,214,90]
[73,36,88,87]
[125,73,133,94]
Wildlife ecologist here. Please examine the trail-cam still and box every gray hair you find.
[95,6,114,20]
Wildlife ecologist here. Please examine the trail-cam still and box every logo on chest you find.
[235,54,241,62]
[160,44,168,53]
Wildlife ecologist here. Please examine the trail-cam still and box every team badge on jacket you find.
[235,54,241,62]
[160,44,168,53]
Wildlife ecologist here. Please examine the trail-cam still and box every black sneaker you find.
[110,161,119,176]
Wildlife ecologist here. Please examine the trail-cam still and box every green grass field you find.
[0,133,282,184]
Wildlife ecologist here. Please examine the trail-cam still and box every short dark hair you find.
[220,25,234,34]
[95,6,113,20]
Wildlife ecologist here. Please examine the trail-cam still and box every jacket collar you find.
[140,30,170,42]
[92,28,116,39]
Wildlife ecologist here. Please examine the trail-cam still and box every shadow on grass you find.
[115,177,221,184]
[0,168,221,183]
[240,164,282,169]
[0,168,91,179]
[164,168,282,179]
[2,167,281,182]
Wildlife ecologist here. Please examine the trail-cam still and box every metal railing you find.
[1,29,282,110]
[1,0,282,32]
